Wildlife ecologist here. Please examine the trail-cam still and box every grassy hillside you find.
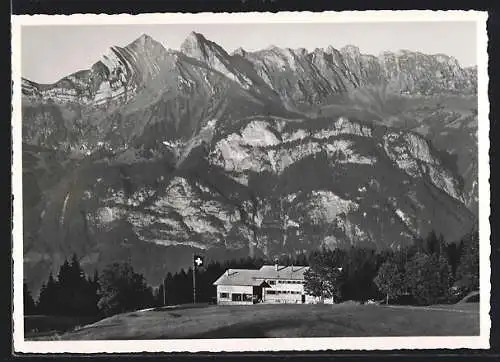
[29,302,479,340]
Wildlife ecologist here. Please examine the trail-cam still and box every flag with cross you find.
[192,254,204,304]
[193,254,204,269]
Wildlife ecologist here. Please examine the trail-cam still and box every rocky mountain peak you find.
[341,45,362,58]
[132,33,155,45]
[294,47,308,56]
[21,31,478,294]
[180,31,211,58]
[265,44,280,51]
[125,33,167,57]
[325,45,338,52]
[232,47,246,57]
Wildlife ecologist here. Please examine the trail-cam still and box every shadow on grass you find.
[185,318,316,339]
[24,315,102,338]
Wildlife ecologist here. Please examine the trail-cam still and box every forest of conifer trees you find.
[24,229,479,321]
[304,229,479,305]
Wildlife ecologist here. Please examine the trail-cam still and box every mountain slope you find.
[22,115,475,293]
[20,33,478,293]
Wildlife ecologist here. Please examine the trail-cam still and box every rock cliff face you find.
[22,34,171,105]
[21,33,478,293]
[235,44,476,109]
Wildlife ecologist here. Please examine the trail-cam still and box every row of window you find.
[219,293,253,302]
[219,290,303,299]
[266,290,302,295]
[268,280,304,285]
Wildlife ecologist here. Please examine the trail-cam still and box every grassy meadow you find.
[26,301,479,340]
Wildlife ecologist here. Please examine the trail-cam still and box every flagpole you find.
[192,253,196,304]
[163,277,166,306]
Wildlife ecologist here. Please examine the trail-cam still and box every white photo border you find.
[11,10,491,353]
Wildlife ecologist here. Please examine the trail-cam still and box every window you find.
[220,292,229,299]
[243,294,253,302]
[268,280,276,285]
[267,290,276,295]
[231,293,243,301]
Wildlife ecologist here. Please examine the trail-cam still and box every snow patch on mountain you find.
[60,193,70,225]
[395,208,415,233]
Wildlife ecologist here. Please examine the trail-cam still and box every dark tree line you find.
[24,253,310,318]
[24,229,479,318]
[304,246,383,303]
[25,254,155,318]
[152,254,309,306]
[35,254,100,316]
[97,262,155,316]
[304,229,479,306]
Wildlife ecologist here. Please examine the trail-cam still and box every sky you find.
[21,21,478,84]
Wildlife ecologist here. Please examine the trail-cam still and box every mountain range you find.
[21,32,478,293]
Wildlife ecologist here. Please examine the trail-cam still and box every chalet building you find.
[213,264,334,305]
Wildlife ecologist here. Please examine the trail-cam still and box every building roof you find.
[257,265,309,280]
[213,269,270,287]
[213,265,309,286]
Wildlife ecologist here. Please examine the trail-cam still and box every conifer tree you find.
[455,230,479,292]
[23,281,37,315]
[37,273,59,315]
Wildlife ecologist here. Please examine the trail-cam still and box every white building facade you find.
[213,269,270,305]
[213,265,334,305]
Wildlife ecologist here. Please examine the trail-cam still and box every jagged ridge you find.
[20,32,478,294]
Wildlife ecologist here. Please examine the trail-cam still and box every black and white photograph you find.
[11,11,490,353]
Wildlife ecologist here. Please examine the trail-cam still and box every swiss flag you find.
[193,255,204,268]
